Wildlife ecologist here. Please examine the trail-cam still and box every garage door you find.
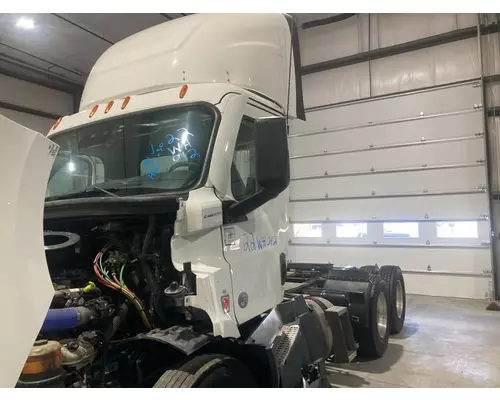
[288,80,493,299]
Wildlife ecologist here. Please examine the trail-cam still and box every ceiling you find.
[0,13,335,95]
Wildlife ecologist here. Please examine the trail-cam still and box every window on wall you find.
[293,224,322,238]
[336,223,367,238]
[383,222,419,238]
[436,221,478,238]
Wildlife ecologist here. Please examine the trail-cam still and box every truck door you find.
[221,117,285,325]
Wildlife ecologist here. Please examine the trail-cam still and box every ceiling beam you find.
[0,100,60,120]
[52,14,115,45]
[0,41,85,77]
[160,13,173,20]
[0,55,83,93]
[302,14,356,29]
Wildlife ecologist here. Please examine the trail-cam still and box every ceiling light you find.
[16,17,35,30]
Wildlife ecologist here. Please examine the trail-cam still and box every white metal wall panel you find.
[290,139,485,178]
[300,15,368,65]
[0,74,73,116]
[374,14,475,49]
[289,193,489,222]
[485,81,500,109]
[0,107,55,134]
[289,246,491,299]
[288,82,492,298]
[300,14,477,67]
[302,63,370,108]
[294,82,481,132]
[371,38,480,95]
[289,112,482,158]
[290,168,486,199]
[482,33,500,77]
[488,117,500,191]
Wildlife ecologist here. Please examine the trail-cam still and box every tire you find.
[355,276,390,358]
[380,265,406,334]
[153,353,257,388]
[359,265,380,275]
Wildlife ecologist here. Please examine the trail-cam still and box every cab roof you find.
[80,13,304,120]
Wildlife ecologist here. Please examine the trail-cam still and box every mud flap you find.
[245,296,331,388]
[0,116,57,387]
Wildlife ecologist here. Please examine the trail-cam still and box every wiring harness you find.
[93,243,152,330]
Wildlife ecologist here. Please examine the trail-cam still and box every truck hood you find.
[0,115,57,388]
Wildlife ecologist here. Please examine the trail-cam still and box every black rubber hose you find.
[139,215,169,325]
[104,302,129,341]
[142,215,156,254]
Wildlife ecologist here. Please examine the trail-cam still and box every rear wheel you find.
[359,265,380,275]
[153,354,257,388]
[380,265,406,334]
[355,277,390,358]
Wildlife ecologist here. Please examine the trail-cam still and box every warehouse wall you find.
[0,73,73,134]
[290,13,500,299]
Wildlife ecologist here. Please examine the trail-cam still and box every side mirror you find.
[228,117,290,218]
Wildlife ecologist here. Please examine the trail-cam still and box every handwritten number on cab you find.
[242,233,278,252]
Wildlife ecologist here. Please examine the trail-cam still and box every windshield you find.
[45,105,216,201]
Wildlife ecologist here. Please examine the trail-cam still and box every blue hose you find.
[41,307,91,333]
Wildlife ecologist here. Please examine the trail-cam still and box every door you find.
[288,81,492,299]
[0,115,57,387]
[222,117,285,325]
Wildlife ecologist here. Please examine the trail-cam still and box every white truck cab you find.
[1,13,403,389]
[44,12,304,339]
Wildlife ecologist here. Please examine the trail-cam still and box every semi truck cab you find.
[1,13,403,389]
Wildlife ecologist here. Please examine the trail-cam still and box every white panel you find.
[485,81,500,108]
[290,167,487,199]
[300,15,365,65]
[290,245,490,274]
[482,33,500,77]
[302,63,370,108]
[488,116,500,191]
[294,82,481,132]
[289,112,483,157]
[376,14,463,49]
[458,14,478,29]
[0,74,73,116]
[0,108,54,134]
[289,193,489,221]
[404,274,490,299]
[371,39,480,96]
[289,245,491,299]
[291,139,485,177]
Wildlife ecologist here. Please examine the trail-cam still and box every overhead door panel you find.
[290,167,486,199]
[291,81,482,134]
[290,193,489,221]
[290,138,485,178]
[289,112,482,157]
[288,81,493,299]
[289,245,490,299]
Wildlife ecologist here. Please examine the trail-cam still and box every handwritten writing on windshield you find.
[144,128,201,180]
[150,128,200,161]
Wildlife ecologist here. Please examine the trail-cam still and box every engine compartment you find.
[18,214,204,388]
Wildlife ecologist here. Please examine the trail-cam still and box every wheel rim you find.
[377,292,388,338]
[396,280,404,319]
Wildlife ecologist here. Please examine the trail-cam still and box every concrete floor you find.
[326,294,500,388]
